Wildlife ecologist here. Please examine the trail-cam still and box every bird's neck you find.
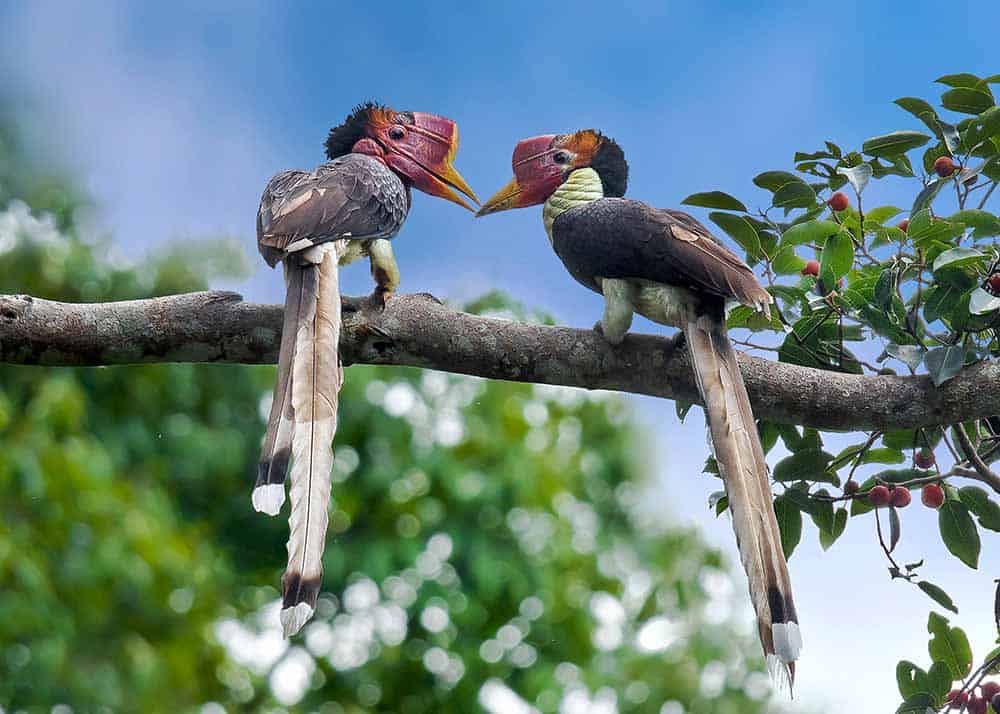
[543,168,604,242]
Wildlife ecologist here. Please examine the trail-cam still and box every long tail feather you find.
[254,262,304,515]
[280,242,343,637]
[683,303,801,689]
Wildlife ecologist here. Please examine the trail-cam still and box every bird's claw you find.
[592,320,626,346]
[367,288,393,312]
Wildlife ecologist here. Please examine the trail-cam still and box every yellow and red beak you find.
[383,112,479,211]
[477,134,563,217]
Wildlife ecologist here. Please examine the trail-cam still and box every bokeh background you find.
[1,2,998,713]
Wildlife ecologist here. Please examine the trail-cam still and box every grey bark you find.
[0,290,996,431]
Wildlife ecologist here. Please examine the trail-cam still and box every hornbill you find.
[476,129,801,686]
[255,103,477,636]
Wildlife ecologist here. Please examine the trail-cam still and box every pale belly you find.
[338,239,368,266]
[628,279,692,328]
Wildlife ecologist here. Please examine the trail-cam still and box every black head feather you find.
[591,134,628,197]
[324,102,392,159]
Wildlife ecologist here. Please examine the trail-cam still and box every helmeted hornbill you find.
[477,129,801,686]
[256,103,477,636]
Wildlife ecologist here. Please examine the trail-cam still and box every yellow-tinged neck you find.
[543,168,604,241]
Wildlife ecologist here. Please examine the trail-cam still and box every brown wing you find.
[550,198,771,312]
[257,153,409,267]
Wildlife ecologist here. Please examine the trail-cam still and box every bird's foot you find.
[366,287,394,312]
[592,320,625,346]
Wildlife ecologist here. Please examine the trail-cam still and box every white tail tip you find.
[772,622,803,664]
[766,654,793,694]
[252,484,285,516]
[280,602,314,638]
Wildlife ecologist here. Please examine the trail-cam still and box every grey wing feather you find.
[257,154,408,267]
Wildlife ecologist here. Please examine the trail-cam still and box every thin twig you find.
[955,423,1000,493]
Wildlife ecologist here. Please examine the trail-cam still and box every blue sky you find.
[3,1,999,712]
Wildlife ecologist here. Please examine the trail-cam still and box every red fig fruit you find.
[934,156,956,178]
[869,484,891,507]
[827,192,849,211]
[921,484,945,509]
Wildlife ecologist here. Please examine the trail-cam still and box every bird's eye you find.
[388,126,406,140]
[553,151,570,164]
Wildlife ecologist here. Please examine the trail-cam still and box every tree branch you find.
[954,424,1000,493]
[1,290,998,431]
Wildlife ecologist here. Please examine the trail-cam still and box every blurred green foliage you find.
[0,114,774,712]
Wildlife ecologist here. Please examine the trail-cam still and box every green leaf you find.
[808,489,834,531]
[889,505,901,552]
[932,247,986,274]
[896,693,936,713]
[913,219,966,248]
[871,468,926,485]
[681,191,748,212]
[885,344,924,371]
[961,106,1000,149]
[872,154,916,179]
[911,180,944,215]
[861,447,907,465]
[819,507,848,550]
[675,400,693,422]
[918,581,959,614]
[708,212,762,260]
[985,647,1000,675]
[938,500,981,568]
[783,484,815,514]
[773,494,802,559]
[927,612,973,679]
[970,287,1000,315]
[862,130,932,157]
[924,284,963,324]
[883,429,935,451]
[837,163,873,194]
[772,449,835,482]
[758,421,780,454]
[875,269,897,311]
[924,346,966,387]
[958,486,1000,531]
[778,219,841,248]
[726,304,782,332]
[942,87,995,115]
[936,73,984,88]
[771,246,807,275]
[949,209,1000,239]
[926,661,954,701]
[772,181,817,209]
[896,660,929,700]
[866,205,905,225]
[753,170,802,192]
[820,231,854,280]
[938,119,962,154]
[894,97,941,133]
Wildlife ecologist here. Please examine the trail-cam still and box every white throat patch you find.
[543,167,604,241]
